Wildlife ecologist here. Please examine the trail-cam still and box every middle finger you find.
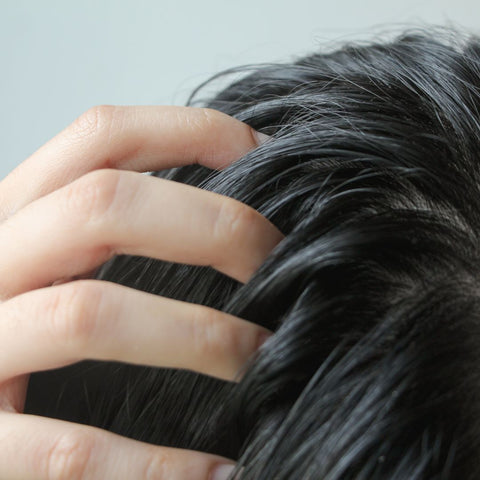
[0,168,284,299]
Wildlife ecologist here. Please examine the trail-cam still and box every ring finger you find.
[0,280,272,383]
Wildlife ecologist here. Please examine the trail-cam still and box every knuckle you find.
[197,107,217,130]
[71,105,116,140]
[186,107,217,133]
[45,430,95,480]
[182,107,222,163]
[190,307,222,361]
[191,307,245,363]
[213,200,256,248]
[223,320,257,365]
[63,169,122,222]
[143,449,171,480]
[45,281,104,350]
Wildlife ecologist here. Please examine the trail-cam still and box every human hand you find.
[0,106,284,479]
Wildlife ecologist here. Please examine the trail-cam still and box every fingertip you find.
[210,463,242,480]
[256,330,274,351]
[253,130,272,146]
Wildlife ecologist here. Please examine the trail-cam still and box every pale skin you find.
[0,105,284,479]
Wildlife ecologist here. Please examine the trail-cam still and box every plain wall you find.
[1,0,479,179]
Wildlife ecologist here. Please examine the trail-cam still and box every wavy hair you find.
[26,26,480,479]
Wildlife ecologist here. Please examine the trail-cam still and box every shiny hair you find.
[26,26,480,479]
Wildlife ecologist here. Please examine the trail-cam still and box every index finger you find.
[0,106,268,220]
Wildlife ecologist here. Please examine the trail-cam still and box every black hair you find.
[26,25,480,479]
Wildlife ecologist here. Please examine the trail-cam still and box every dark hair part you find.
[26,26,480,479]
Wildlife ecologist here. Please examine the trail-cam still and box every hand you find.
[0,106,284,479]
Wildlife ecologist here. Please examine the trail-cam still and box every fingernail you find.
[211,463,236,480]
[256,330,273,351]
[254,130,271,145]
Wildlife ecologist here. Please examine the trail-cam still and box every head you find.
[26,25,480,479]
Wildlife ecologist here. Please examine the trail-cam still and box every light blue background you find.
[1,0,479,180]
